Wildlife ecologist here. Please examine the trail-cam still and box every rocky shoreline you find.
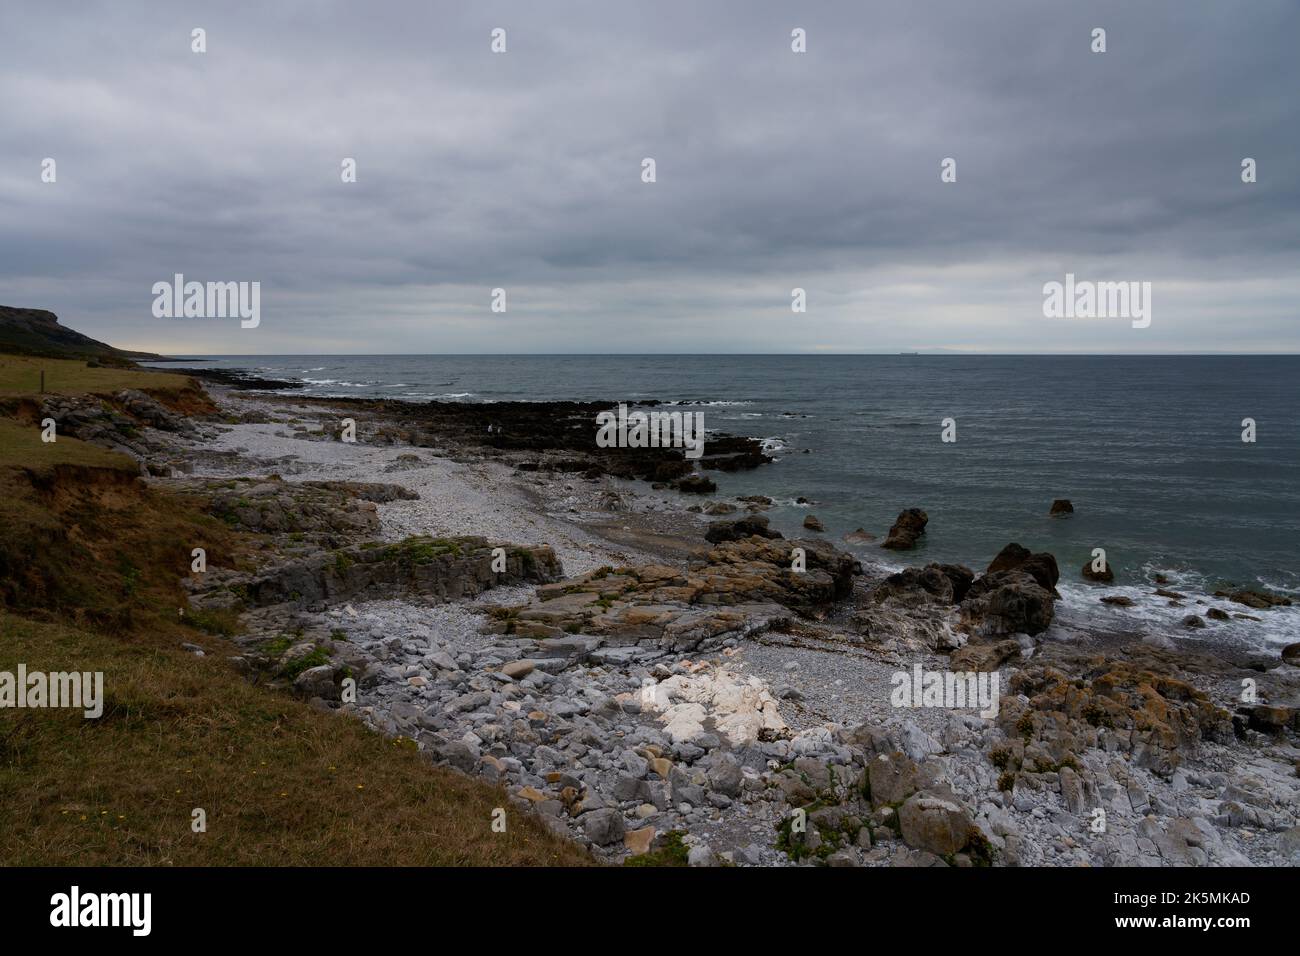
[46,378,1300,867]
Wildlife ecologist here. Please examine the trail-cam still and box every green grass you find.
[0,354,194,399]
[0,366,598,867]
[0,612,594,866]
[0,451,595,866]
[184,607,242,637]
[277,647,332,680]
[623,830,690,867]
[385,536,465,565]
[0,418,139,473]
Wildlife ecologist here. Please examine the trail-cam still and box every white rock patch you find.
[638,661,786,745]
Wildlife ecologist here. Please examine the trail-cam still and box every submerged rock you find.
[1224,589,1293,610]
[676,474,717,494]
[1082,561,1115,584]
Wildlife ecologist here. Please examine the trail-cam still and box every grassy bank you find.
[0,373,594,866]
[0,354,198,401]
[0,612,590,865]
[0,418,140,472]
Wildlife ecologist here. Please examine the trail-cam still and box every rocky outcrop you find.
[881,508,928,550]
[203,477,418,542]
[1237,703,1300,734]
[948,638,1021,671]
[702,535,859,608]
[1001,653,1234,779]
[872,563,974,607]
[39,388,198,462]
[484,534,860,652]
[960,570,1055,637]
[190,535,560,611]
[985,543,1060,596]
[1222,589,1293,610]
[675,474,716,494]
[314,397,773,482]
[955,544,1060,638]
[1049,499,1073,516]
[704,513,782,544]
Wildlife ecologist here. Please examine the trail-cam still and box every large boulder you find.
[581,808,626,846]
[960,570,1055,637]
[933,563,975,603]
[706,753,744,797]
[872,563,973,606]
[881,508,928,550]
[1049,499,1074,516]
[292,664,339,699]
[986,543,1059,596]
[949,638,1020,671]
[867,751,921,807]
[898,791,976,857]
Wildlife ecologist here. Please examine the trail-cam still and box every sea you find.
[147,354,1300,651]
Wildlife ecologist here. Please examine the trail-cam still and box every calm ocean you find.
[151,354,1300,649]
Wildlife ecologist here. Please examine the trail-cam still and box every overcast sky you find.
[1,0,1296,354]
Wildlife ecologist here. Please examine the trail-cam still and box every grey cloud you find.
[0,0,1296,353]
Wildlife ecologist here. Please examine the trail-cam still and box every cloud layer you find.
[1,0,1296,353]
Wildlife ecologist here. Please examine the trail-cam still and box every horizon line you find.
[140,351,1300,358]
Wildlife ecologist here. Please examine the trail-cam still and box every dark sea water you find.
[150,354,1300,649]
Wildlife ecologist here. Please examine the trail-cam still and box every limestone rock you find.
[899,791,976,857]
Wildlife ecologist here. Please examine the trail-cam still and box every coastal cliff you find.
[0,304,161,365]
